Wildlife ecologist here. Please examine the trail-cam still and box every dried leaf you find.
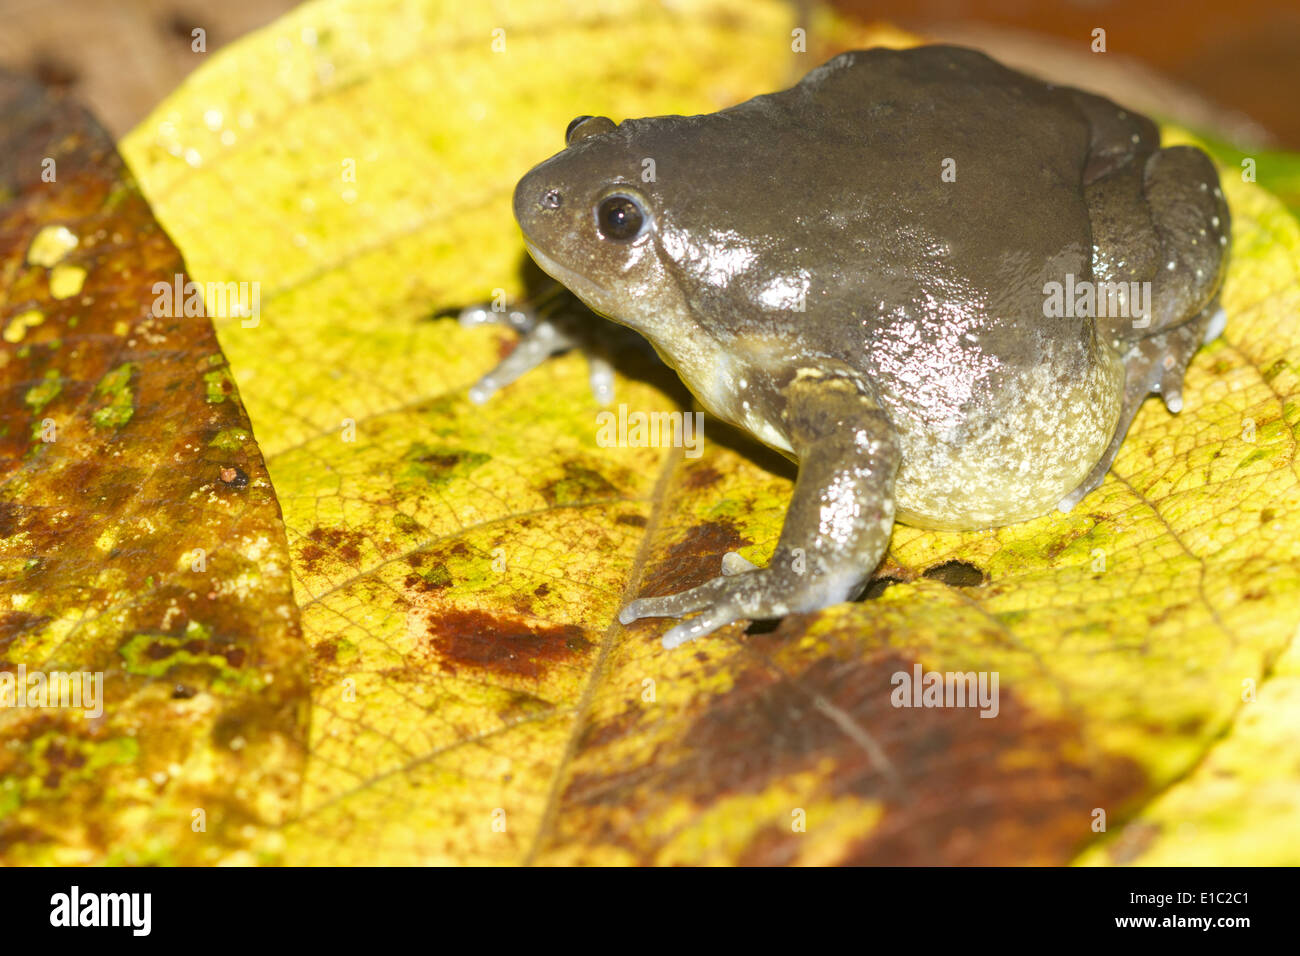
[0,72,308,865]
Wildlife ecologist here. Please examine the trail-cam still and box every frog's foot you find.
[458,304,537,334]
[459,304,614,405]
[621,363,901,649]
[1058,303,1217,513]
[619,550,854,649]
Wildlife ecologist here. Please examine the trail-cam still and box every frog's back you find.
[808,48,1118,527]
[673,46,1119,527]
[662,46,1097,349]
[742,46,1093,325]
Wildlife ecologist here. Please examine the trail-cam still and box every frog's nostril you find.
[541,189,562,210]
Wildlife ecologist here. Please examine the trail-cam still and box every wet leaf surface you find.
[107,1,1300,864]
[0,72,308,864]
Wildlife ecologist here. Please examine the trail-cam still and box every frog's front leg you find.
[459,303,614,405]
[619,369,900,648]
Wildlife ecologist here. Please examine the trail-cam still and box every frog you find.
[466,44,1230,649]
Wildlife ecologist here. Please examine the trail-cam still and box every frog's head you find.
[512,114,697,350]
[514,110,805,421]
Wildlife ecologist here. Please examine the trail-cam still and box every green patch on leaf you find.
[24,369,61,414]
[90,362,136,429]
[204,367,235,404]
[400,443,490,486]
[118,621,261,694]
[209,427,250,451]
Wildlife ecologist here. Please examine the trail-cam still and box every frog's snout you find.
[512,172,564,242]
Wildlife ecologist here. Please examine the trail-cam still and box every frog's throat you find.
[522,238,624,323]
[522,238,698,367]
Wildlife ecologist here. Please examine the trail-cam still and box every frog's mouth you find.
[521,237,620,324]
[523,235,740,438]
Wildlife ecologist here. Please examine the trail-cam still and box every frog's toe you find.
[458,304,536,333]
[659,604,751,650]
[1152,304,1219,413]
[1157,353,1186,414]
[462,304,617,405]
[720,550,758,576]
[618,574,754,650]
[620,563,843,649]
[618,575,729,626]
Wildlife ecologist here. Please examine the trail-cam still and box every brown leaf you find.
[0,72,309,865]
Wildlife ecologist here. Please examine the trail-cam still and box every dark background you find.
[0,0,1297,146]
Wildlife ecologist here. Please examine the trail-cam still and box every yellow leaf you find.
[1076,636,1300,866]
[120,0,1300,864]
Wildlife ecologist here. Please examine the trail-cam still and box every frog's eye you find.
[566,115,616,146]
[565,115,593,144]
[595,194,646,242]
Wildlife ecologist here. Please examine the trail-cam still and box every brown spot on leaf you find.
[0,611,51,653]
[681,464,722,490]
[578,703,645,750]
[559,648,1146,865]
[921,560,985,587]
[403,563,452,593]
[305,526,365,564]
[0,501,22,537]
[637,519,751,599]
[426,609,594,679]
[402,444,490,485]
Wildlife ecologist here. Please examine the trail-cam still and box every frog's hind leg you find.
[1133,146,1231,334]
[1060,136,1230,512]
[1057,300,1220,513]
[1091,145,1231,346]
